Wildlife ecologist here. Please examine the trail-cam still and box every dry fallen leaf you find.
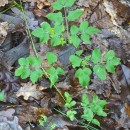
[103,0,118,26]
[16,82,44,100]
[0,0,8,7]
[0,22,8,45]
[23,0,50,9]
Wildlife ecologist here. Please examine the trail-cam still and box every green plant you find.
[81,94,107,126]
[63,92,107,126]
[14,0,121,128]
[39,114,57,130]
[64,92,77,121]
[15,56,43,84]
[0,91,4,101]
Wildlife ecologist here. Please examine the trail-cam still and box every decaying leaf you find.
[0,0,8,7]
[16,82,44,100]
[103,0,118,26]
[0,22,8,45]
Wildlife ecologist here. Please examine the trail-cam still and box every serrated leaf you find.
[69,55,82,68]
[18,58,28,66]
[80,21,89,33]
[81,34,90,43]
[109,57,120,65]
[51,36,61,46]
[91,48,101,64]
[56,67,65,75]
[46,12,63,24]
[15,67,24,76]
[81,94,89,106]
[97,109,107,117]
[85,26,100,35]
[54,24,63,35]
[46,52,57,64]
[41,22,51,32]
[93,65,107,80]
[21,68,30,79]
[67,9,83,21]
[105,63,115,73]
[92,119,100,126]
[32,28,49,43]
[30,69,43,84]
[75,68,92,87]
[75,50,83,56]
[70,25,79,35]
[65,0,76,7]
[67,110,77,121]
[51,1,63,10]
[104,50,115,61]
[70,35,80,48]
[32,28,44,38]
[82,108,94,121]
[27,57,42,67]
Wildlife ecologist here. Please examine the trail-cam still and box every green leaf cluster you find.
[91,49,120,80]
[81,94,107,126]
[39,114,56,130]
[64,92,77,121]
[15,57,43,84]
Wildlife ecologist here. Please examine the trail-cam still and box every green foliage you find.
[81,94,107,126]
[46,52,58,65]
[75,68,92,87]
[104,50,120,73]
[91,48,101,64]
[32,22,50,43]
[67,9,83,21]
[69,55,82,68]
[39,114,56,130]
[15,57,43,84]
[47,67,64,87]
[64,92,77,121]
[0,91,4,101]
[52,0,76,10]
[16,0,121,127]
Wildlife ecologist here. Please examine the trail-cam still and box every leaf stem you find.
[64,7,69,42]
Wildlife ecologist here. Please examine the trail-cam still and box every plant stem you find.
[19,1,38,57]
[64,7,69,42]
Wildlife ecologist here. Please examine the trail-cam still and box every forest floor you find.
[0,0,130,130]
